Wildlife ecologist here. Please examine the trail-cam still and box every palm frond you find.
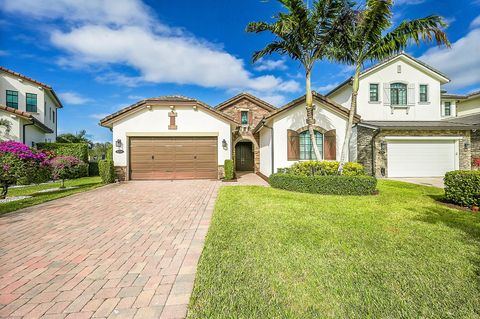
[368,15,450,60]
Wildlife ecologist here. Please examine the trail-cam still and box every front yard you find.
[189,180,480,318]
[0,176,103,215]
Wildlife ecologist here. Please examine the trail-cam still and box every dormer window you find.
[390,83,407,106]
[241,110,248,126]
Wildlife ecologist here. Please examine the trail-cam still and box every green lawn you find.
[189,180,480,318]
[0,176,103,215]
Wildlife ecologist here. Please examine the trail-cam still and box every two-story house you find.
[0,67,62,146]
[99,53,478,181]
[326,53,479,178]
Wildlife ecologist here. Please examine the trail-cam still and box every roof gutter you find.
[261,120,275,175]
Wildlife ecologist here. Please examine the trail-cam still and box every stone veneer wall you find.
[114,166,127,181]
[357,128,472,177]
[472,130,480,165]
[219,98,272,129]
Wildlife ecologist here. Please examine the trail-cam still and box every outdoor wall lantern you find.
[115,139,124,154]
[193,105,198,111]
[464,142,470,150]
[222,139,228,150]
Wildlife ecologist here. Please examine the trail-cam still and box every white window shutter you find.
[408,83,415,106]
[383,83,390,106]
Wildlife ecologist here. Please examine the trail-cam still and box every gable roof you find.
[0,105,54,133]
[326,52,450,97]
[442,90,480,101]
[264,91,361,122]
[99,95,238,127]
[215,92,276,112]
[0,66,63,108]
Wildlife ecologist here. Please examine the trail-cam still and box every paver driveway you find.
[0,180,219,319]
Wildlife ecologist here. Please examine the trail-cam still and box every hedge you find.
[37,143,89,163]
[270,173,377,195]
[444,170,480,207]
[99,160,115,184]
[106,144,113,161]
[224,160,234,180]
[280,161,366,176]
[89,162,100,176]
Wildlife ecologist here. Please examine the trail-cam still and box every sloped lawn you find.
[0,176,103,215]
[189,180,480,318]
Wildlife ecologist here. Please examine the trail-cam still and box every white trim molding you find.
[126,132,219,137]
[384,136,464,141]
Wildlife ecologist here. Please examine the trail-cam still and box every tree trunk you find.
[1,183,8,199]
[306,70,322,160]
[339,65,361,174]
[60,178,65,189]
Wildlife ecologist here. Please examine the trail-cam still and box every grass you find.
[188,180,480,318]
[0,176,103,215]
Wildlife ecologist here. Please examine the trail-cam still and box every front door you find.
[235,142,254,171]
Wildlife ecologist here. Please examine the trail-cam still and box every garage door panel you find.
[130,136,218,180]
[387,140,456,177]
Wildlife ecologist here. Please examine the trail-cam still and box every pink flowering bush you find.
[473,158,480,169]
[0,141,49,199]
[49,156,88,188]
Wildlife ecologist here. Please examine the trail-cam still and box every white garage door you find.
[387,140,457,177]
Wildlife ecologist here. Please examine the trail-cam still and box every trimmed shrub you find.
[224,160,234,180]
[106,144,113,161]
[99,160,115,184]
[444,170,480,207]
[270,173,377,195]
[37,143,89,163]
[283,161,366,177]
[89,162,100,176]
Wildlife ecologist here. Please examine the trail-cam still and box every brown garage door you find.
[129,136,218,180]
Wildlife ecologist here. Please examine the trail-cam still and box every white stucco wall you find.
[330,56,446,121]
[22,119,48,146]
[457,95,480,117]
[0,110,21,141]
[111,105,232,167]
[259,126,272,176]
[268,100,350,173]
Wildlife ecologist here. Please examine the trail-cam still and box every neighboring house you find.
[100,53,479,181]
[327,53,479,178]
[0,67,62,146]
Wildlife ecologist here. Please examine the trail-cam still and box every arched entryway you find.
[235,141,254,171]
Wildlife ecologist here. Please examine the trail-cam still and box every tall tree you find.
[57,129,93,148]
[247,0,348,160]
[332,0,450,172]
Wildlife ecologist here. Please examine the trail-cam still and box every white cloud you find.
[254,58,288,71]
[420,28,480,90]
[1,0,299,95]
[58,91,91,105]
[317,82,341,94]
[471,15,480,28]
[90,113,109,120]
[127,95,145,100]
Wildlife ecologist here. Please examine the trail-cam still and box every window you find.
[6,90,18,109]
[241,111,248,126]
[369,84,379,102]
[390,83,407,106]
[419,84,428,102]
[299,130,323,160]
[26,93,37,112]
[52,110,55,123]
[444,101,451,116]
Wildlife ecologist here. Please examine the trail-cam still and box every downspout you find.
[22,121,35,145]
[263,121,275,175]
[371,128,381,176]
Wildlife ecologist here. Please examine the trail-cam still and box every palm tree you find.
[247,0,348,160]
[332,0,450,173]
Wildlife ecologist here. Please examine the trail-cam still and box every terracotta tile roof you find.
[100,96,239,127]
[0,104,54,133]
[0,66,63,108]
[215,92,277,111]
[264,91,361,121]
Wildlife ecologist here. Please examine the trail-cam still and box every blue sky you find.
[1,0,479,142]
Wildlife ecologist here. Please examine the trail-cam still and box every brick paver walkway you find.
[0,180,219,319]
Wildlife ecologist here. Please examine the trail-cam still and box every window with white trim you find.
[419,84,428,102]
[369,83,379,102]
[444,101,451,116]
